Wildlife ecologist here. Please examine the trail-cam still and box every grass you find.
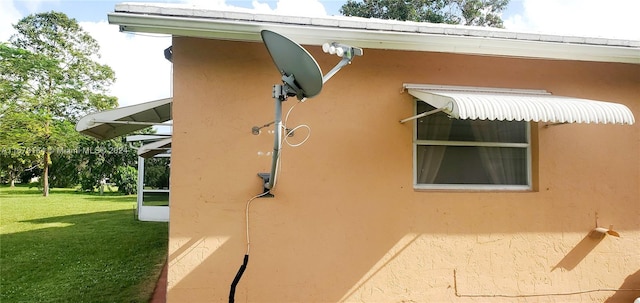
[0,185,168,303]
[142,192,170,207]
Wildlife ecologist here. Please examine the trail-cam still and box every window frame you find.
[412,100,532,191]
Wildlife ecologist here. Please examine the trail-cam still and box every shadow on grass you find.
[0,185,136,203]
[82,195,137,203]
[1,209,168,303]
[0,186,44,196]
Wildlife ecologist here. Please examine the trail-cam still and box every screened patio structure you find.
[76,98,173,222]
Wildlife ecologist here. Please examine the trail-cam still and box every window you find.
[414,101,531,190]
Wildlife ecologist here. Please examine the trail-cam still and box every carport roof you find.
[76,98,172,140]
[138,137,172,158]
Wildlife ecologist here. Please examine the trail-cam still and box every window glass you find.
[415,101,530,188]
[416,146,528,185]
[417,102,527,143]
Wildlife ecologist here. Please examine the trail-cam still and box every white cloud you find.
[182,0,328,17]
[269,0,327,17]
[0,0,22,41]
[22,0,59,13]
[2,0,330,111]
[6,0,637,115]
[84,0,326,109]
[1,2,171,109]
[504,0,640,40]
[80,21,172,107]
[0,0,63,41]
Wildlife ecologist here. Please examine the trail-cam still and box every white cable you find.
[282,101,312,148]
[283,124,311,147]
[269,101,313,191]
[284,101,300,124]
[245,191,270,255]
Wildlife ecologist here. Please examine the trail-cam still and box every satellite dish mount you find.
[258,30,363,196]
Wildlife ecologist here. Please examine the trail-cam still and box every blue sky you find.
[1,0,638,108]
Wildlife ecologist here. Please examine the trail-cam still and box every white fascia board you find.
[108,12,640,64]
[126,134,171,142]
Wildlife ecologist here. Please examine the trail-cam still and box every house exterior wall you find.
[168,36,640,302]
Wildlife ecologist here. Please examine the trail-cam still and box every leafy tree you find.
[0,152,38,187]
[2,12,117,196]
[449,0,509,27]
[144,157,170,189]
[340,0,451,23]
[0,43,57,112]
[112,166,137,195]
[48,127,154,192]
[340,0,509,28]
[0,43,56,186]
[0,110,40,187]
[72,136,137,191]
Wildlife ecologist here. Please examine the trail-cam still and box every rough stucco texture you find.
[167,37,640,302]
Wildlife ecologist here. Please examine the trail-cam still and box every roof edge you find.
[108,4,640,64]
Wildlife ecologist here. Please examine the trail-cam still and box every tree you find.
[144,157,170,189]
[47,126,153,192]
[112,166,137,195]
[340,0,509,28]
[0,110,43,187]
[2,12,117,196]
[0,43,57,187]
[450,0,509,27]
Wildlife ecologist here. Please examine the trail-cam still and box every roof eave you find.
[107,12,640,65]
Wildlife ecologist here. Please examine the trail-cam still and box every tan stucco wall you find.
[167,37,640,302]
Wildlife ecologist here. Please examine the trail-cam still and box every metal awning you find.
[402,84,635,125]
[137,137,172,159]
[76,98,172,140]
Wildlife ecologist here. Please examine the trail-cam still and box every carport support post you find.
[136,156,144,220]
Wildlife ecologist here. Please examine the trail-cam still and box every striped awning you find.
[403,84,635,125]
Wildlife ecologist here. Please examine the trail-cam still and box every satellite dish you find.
[235,30,364,303]
[257,30,363,196]
[261,30,323,99]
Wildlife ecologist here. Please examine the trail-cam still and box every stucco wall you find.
[167,37,640,302]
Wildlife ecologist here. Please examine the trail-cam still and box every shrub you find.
[79,173,98,192]
[112,166,137,195]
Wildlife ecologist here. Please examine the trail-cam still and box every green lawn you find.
[0,186,168,303]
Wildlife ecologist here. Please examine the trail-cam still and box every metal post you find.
[136,156,144,219]
[266,86,284,190]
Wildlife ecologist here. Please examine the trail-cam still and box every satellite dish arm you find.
[322,56,352,84]
[322,43,363,84]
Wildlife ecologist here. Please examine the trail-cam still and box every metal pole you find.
[266,87,283,190]
[399,107,448,124]
[136,156,144,220]
[92,119,173,126]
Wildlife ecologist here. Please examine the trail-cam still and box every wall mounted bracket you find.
[257,173,274,198]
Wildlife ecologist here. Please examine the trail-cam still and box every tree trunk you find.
[43,151,50,197]
[43,118,50,197]
[8,168,16,187]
